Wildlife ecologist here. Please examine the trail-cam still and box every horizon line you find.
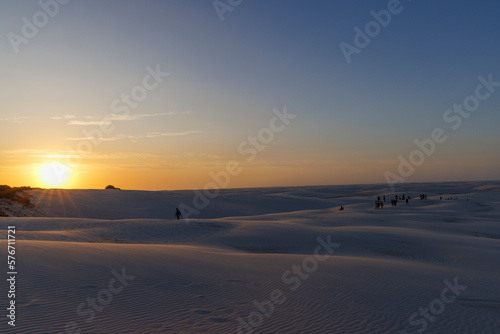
[8,178,500,192]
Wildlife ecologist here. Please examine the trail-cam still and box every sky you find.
[1,0,499,190]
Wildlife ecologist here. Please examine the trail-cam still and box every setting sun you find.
[39,163,71,188]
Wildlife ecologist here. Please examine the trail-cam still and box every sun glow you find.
[39,163,71,188]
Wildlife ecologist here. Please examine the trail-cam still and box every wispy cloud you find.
[129,131,200,139]
[68,120,113,126]
[50,114,76,120]
[1,149,71,159]
[0,116,31,123]
[107,112,189,121]
[80,152,160,160]
[66,131,200,141]
[0,149,159,161]
[68,112,190,125]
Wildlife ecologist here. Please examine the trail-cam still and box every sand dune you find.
[1,181,500,333]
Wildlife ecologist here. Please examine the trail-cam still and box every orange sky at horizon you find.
[3,152,499,191]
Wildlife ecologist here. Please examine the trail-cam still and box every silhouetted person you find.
[383,195,386,202]
[175,208,182,220]
[406,198,408,205]
[339,206,344,211]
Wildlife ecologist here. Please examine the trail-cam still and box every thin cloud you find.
[51,114,76,120]
[66,134,127,141]
[69,111,190,125]
[107,112,189,121]
[1,149,158,161]
[0,116,31,123]
[80,152,159,160]
[129,131,200,139]
[68,120,113,126]
[1,149,70,159]
[66,131,200,141]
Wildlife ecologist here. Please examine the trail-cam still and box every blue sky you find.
[1,0,499,189]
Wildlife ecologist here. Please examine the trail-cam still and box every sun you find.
[39,163,71,188]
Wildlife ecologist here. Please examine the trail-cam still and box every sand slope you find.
[1,181,500,333]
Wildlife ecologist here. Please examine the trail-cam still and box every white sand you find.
[1,181,499,333]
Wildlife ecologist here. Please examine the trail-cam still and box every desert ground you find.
[1,181,499,333]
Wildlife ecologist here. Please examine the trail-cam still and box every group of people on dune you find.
[375,193,415,210]
[339,192,466,212]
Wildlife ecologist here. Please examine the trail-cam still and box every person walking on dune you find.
[175,208,182,220]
